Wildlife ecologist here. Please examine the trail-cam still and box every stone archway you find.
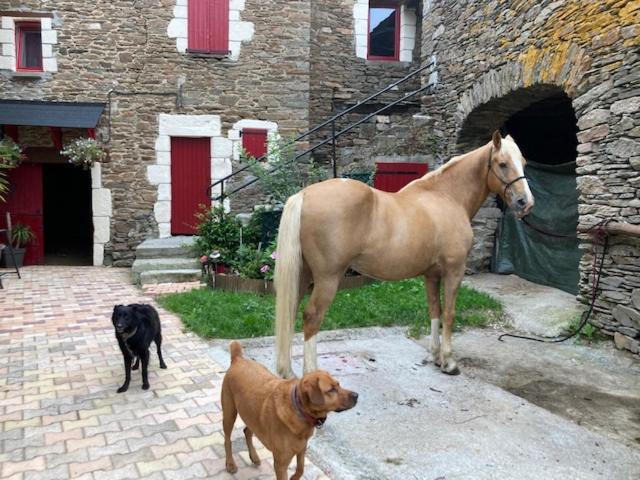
[456,83,581,293]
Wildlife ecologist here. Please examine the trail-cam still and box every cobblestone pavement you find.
[0,267,328,480]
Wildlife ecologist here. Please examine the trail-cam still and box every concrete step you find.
[135,236,197,259]
[132,257,200,274]
[138,269,202,285]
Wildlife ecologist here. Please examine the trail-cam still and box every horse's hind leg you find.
[302,275,341,374]
[424,276,442,364]
[440,267,465,375]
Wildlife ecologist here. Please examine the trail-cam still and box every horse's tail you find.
[275,192,304,378]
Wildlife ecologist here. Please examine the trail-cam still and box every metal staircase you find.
[207,60,436,201]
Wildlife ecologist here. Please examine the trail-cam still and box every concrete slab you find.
[208,329,640,480]
[463,273,583,337]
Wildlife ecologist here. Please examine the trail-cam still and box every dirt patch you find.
[459,355,640,448]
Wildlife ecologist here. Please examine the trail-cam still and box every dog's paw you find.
[249,454,261,466]
[142,383,150,390]
[117,385,128,393]
[225,462,238,474]
[132,364,139,371]
[160,362,168,369]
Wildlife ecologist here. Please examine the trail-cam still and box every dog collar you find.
[291,384,326,428]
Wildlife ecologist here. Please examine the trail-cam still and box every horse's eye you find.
[499,162,508,169]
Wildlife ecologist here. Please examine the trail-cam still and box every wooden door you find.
[0,163,44,265]
[171,137,211,235]
[373,162,429,193]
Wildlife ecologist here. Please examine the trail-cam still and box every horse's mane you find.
[407,142,487,188]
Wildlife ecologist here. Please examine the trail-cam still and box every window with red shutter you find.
[15,22,43,71]
[188,0,230,54]
[242,129,268,160]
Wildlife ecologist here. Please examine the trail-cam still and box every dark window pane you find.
[369,7,396,58]
[22,31,42,68]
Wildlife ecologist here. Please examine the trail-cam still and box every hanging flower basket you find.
[0,137,24,168]
[60,137,106,170]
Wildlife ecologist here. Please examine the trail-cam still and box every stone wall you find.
[419,0,640,352]
[1,0,312,266]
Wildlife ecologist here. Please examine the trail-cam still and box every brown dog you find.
[221,341,358,479]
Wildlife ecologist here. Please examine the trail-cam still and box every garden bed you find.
[211,273,376,295]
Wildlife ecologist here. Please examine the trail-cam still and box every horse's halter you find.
[487,145,527,198]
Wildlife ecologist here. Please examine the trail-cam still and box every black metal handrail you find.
[207,60,435,200]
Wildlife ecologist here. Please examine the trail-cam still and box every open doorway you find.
[458,85,580,294]
[42,164,93,265]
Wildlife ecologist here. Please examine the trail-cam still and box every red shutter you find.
[373,162,429,192]
[171,137,211,235]
[0,163,44,265]
[242,129,268,160]
[188,0,229,53]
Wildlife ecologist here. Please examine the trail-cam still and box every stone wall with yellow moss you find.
[420,0,640,353]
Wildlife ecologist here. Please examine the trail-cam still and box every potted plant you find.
[60,137,106,170]
[3,222,36,268]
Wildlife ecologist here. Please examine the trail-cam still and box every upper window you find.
[368,2,400,61]
[15,22,43,71]
[188,0,230,54]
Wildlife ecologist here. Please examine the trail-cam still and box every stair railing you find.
[207,60,435,201]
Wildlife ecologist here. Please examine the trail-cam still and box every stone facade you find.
[419,0,640,352]
[2,0,428,267]
[1,0,314,266]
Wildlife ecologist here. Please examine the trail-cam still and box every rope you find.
[498,220,610,344]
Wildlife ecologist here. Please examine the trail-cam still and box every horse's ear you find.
[492,130,502,150]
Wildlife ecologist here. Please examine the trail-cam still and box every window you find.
[367,2,400,61]
[188,0,229,54]
[15,22,43,71]
[242,129,268,160]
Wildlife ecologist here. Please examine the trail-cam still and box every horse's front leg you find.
[440,269,465,375]
[424,276,442,364]
[302,276,340,374]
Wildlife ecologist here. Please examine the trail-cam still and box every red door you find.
[242,129,268,160]
[171,137,211,235]
[0,163,44,265]
[373,162,429,193]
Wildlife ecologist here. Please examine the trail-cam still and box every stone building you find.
[417,0,639,353]
[0,0,422,268]
[1,1,638,352]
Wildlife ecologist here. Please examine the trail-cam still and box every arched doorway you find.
[458,85,580,294]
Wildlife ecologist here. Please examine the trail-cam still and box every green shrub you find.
[193,205,241,264]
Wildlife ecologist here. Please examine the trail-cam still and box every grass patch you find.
[564,316,607,343]
[158,278,503,339]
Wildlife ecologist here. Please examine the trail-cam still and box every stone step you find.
[132,257,200,274]
[138,269,202,285]
[135,236,197,259]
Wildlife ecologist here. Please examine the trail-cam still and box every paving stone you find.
[0,267,327,480]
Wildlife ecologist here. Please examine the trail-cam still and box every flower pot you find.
[215,263,227,274]
[2,247,25,268]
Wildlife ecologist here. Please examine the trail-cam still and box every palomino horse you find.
[274,132,534,378]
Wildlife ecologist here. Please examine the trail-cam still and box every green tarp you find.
[493,160,580,294]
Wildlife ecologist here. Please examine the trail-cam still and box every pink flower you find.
[199,255,208,264]
[260,265,270,273]
[270,251,278,260]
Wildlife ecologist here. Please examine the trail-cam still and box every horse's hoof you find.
[442,365,460,376]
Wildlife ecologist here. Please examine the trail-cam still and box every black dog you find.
[112,304,167,393]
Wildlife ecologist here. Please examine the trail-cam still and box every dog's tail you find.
[275,192,304,378]
[229,341,243,362]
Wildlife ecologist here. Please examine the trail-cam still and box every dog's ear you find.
[112,305,121,320]
[308,374,336,406]
[301,376,325,406]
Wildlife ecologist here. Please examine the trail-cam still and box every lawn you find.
[158,278,503,339]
